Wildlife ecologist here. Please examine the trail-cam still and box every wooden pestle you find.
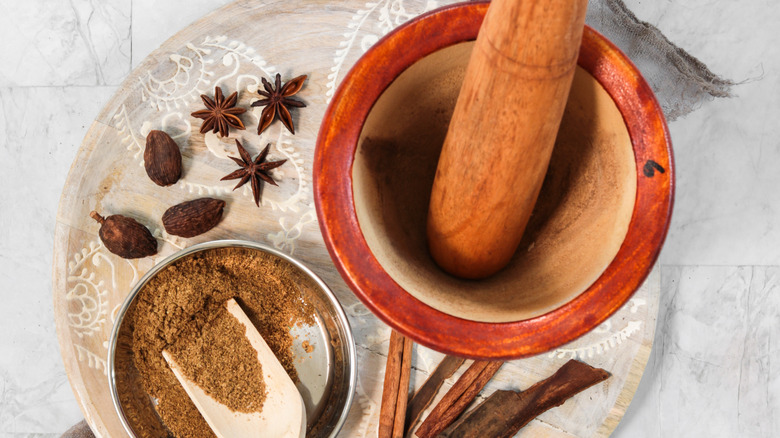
[426,0,589,279]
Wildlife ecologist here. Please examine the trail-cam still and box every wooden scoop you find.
[163,298,306,438]
[426,0,589,279]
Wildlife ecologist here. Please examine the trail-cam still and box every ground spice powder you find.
[126,247,314,438]
[168,303,267,413]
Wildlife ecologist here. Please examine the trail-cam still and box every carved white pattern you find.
[549,321,644,361]
[262,130,308,213]
[75,344,108,376]
[113,105,145,165]
[112,35,312,253]
[110,304,122,324]
[177,179,235,196]
[201,36,275,93]
[125,259,139,288]
[354,383,378,437]
[152,228,186,250]
[66,281,107,339]
[66,241,109,339]
[548,298,647,360]
[203,131,233,159]
[138,36,274,112]
[268,208,317,254]
[139,49,206,111]
[67,240,144,373]
[628,297,646,313]
[326,0,440,102]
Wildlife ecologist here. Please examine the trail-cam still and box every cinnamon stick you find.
[378,330,406,438]
[440,360,611,438]
[392,337,414,438]
[405,355,466,434]
[438,390,522,438]
[415,361,503,438]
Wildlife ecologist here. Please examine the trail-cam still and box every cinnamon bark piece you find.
[405,355,466,434]
[415,361,503,438]
[392,337,414,438]
[440,359,611,438]
[379,330,407,438]
[439,390,521,437]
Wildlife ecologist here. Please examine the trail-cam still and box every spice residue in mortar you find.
[126,247,315,438]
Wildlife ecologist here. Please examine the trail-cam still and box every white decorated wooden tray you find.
[52,1,660,436]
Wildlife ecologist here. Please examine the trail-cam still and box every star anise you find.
[251,73,307,135]
[191,86,247,137]
[221,140,286,206]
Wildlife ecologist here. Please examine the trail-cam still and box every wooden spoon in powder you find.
[163,298,306,438]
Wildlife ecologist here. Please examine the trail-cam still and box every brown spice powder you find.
[127,247,315,438]
[167,303,267,413]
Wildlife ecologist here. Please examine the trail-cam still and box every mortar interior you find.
[352,41,637,323]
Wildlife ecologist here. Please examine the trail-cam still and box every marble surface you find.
[0,0,778,437]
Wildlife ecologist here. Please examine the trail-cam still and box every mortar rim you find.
[314,2,674,359]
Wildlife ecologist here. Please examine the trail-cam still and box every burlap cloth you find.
[587,0,733,120]
[61,420,95,438]
[60,1,731,436]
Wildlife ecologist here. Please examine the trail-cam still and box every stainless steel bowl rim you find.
[107,239,357,438]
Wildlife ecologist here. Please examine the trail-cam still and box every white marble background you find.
[0,0,777,437]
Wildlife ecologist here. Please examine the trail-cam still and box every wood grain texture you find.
[427,0,589,279]
[495,360,610,438]
[405,355,466,434]
[379,330,405,438]
[51,1,663,437]
[415,361,503,438]
[439,390,521,438]
[391,337,414,438]
[440,360,610,438]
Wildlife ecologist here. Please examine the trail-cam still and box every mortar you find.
[314,2,673,359]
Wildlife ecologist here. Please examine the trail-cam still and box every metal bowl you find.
[107,240,356,438]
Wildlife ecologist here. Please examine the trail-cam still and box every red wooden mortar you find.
[314,2,674,359]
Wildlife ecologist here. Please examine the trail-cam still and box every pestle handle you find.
[427,0,588,279]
